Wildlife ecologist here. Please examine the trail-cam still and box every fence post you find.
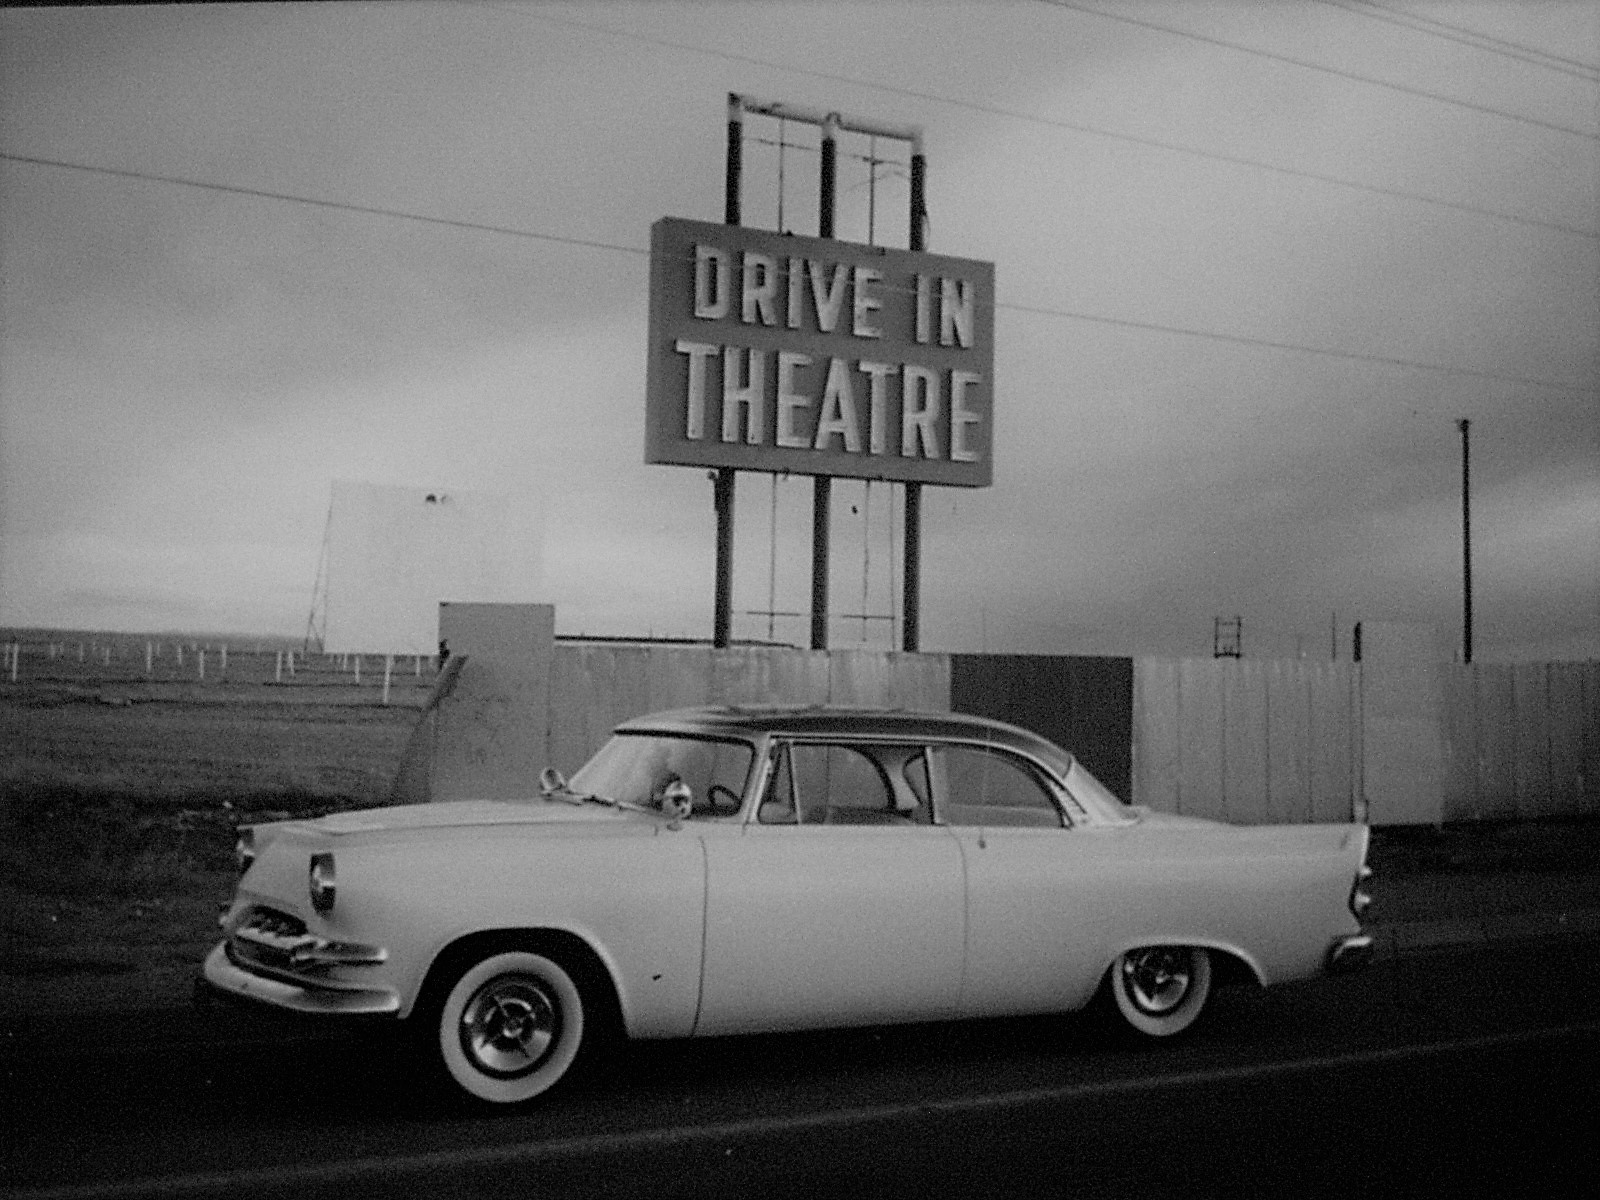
[382,655,393,705]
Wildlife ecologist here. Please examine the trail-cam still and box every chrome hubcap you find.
[1122,947,1193,1015]
[460,976,559,1077]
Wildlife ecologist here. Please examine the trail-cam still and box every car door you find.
[934,742,1114,1017]
[695,738,966,1037]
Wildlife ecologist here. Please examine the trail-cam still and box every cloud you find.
[2,2,1595,662]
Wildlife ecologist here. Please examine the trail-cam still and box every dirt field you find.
[0,636,433,1013]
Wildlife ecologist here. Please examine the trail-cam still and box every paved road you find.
[5,934,1597,1198]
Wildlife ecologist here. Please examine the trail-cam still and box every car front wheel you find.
[436,950,587,1104]
[1107,945,1212,1037]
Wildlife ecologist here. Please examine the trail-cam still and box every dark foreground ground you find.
[3,935,1597,1198]
[1,814,1597,1198]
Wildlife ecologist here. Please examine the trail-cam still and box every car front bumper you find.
[200,942,400,1015]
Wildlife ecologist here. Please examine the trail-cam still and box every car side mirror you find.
[539,767,565,796]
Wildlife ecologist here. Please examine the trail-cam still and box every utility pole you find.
[712,99,743,649]
[1458,418,1473,664]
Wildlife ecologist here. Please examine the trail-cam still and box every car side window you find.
[758,742,923,825]
[937,745,1064,828]
[901,750,931,817]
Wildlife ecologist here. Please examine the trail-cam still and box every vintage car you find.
[202,705,1374,1105]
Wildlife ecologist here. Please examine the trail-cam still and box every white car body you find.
[203,706,1372,1103]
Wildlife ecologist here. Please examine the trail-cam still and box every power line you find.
[493,5,1595,241]
[0,153,651,262]
[995,299,1595,395]
[1321,0,1600,81]
[1040,0,1598,140]
[4,149,1594,399]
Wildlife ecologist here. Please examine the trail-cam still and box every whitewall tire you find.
[437,950,586,1104]
[1108,945,1212,1038]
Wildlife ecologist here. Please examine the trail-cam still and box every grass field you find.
[0,636,434,1014]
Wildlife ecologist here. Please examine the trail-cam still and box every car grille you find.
[227,906,311,976]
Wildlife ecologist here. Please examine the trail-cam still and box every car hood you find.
[280,798,650,837]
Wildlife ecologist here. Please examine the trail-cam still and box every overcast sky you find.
[2,1,1596,660]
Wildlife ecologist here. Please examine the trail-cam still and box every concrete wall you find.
[1132,657,1360,825]
[408,620,952,798]
[546,643,949,774]
[432,603,555,799]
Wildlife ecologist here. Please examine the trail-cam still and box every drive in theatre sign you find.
[646,217,995,488]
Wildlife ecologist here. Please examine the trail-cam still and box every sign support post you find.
[660,95,990,655]
[811,114,839,650]
[904,147,927,652]
[714,98,743,648]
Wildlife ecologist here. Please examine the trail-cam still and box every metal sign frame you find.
[709,93,954,652]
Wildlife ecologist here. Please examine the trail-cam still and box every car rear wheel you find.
[1107,945,1212,1037]
[436,950,587,1104]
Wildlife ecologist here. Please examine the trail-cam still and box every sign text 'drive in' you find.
[645,217,995,488]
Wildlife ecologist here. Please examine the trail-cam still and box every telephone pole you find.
[1458,418,1473,664]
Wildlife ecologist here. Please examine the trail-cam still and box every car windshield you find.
[567,733,754,819]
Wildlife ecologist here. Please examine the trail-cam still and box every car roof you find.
[614,705,1074,776]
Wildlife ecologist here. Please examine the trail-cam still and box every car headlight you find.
[309,852,337,913]
[235,829,256,874]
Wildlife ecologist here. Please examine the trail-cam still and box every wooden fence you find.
[1442,662,1600,822]
[1132,658,1361,825]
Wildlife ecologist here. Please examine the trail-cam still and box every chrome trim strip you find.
[225,942,385,993]
[202,943,400,1015]
[291,940,389,969]
[232,926,388,968]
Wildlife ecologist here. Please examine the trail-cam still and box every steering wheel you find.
[706,784,742,816]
